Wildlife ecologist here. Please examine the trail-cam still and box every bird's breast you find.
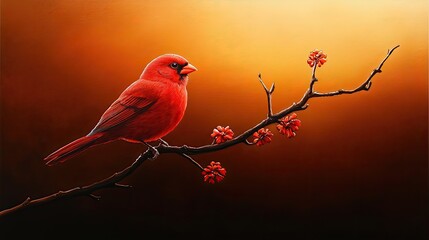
[121,85,187,142]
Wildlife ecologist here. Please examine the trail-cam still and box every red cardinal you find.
[44,54,197,166]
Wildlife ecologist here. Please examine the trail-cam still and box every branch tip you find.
[389,45,400,53]
[114,183,132,188]
[88,194,101,200]
[269,83,275,94]
[258,75,268,92]
[257,73,274,117]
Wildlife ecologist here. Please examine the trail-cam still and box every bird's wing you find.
[89,95,156,135]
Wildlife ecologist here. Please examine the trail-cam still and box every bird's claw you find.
[159,139,169,146]
[149,148,159,160]
[144,143,159,160]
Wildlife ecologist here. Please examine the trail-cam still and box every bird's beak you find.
[180,63,197,75]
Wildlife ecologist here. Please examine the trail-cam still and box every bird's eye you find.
[170,62,179,69]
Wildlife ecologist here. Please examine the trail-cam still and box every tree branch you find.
[0,149,155,217]
[0,45,399,218]
[311,45,400,98]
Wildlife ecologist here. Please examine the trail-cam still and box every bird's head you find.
[140,54,197,85]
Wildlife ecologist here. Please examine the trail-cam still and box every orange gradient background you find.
[1,0,427,238]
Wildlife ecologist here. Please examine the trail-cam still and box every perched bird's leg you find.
[144,142,159,160]
[159,139,169,146]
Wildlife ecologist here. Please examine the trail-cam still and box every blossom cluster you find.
[205,113,302,183]
[307,49,327,67]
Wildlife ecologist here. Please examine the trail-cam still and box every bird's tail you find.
[44,134,103,166]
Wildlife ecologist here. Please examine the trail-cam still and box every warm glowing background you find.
[1,0,427,238]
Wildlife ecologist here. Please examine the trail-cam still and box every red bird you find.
[44,54,197,166]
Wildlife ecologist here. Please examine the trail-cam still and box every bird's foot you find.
[144,142,159,160]
[159,139,170,146]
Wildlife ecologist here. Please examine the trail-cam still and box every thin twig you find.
[309,62,318,93]
[114,183,133,188]
[258,73,275,117]
[160,139,204,170]
[0,45,399,218]
[178,153,204,171]
[88,194,102,200]
[311,45,400,98]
